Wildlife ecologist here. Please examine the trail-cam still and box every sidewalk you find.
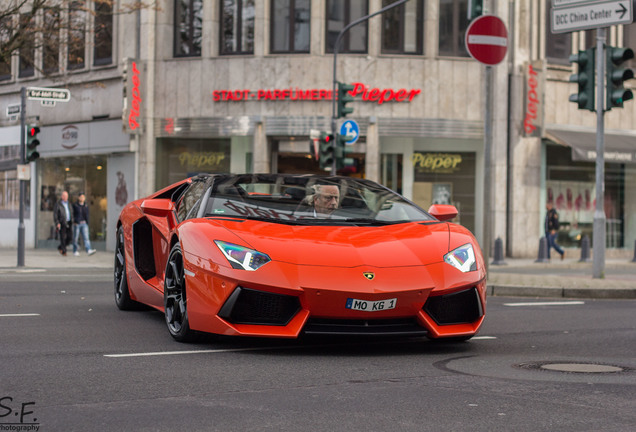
[1,248,635,299]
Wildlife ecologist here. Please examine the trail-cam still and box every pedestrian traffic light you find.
[605,46,634,110]
[26,124,40,162]
[318,132,335,171]
[467,0,483,20]
[337,81,354,118]
[568,48,595,112]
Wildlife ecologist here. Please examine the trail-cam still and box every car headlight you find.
[444,243,477,272]
[215,241,271,271]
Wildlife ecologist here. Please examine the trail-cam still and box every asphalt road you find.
[1,269,635,432]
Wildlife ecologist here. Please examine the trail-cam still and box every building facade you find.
[0,0,634,258]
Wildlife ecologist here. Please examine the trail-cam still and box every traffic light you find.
[318,132,335,171]
[26,124,40,162]
[335,134,355,170]
[606,46,634,110]
[337,81,354,118]
[467,0,483,20]
[568,48,595,112]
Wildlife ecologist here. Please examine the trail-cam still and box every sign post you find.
[16,86,71,267]
[550,1,633,278]
[465,14,508,264]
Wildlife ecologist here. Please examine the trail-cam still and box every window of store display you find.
[546,144,626,248]
[37,156,107,249]
[156,138,232,189]
[0,169,28,218]
[381,154,403,195]
[411,151,476,233]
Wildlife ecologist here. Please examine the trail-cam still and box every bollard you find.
[491,237,506,265]
[579,235,592,263]
[535,236,550,263]
[632,239,636,263]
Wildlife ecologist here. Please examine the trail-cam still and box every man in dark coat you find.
[53,191,73,255]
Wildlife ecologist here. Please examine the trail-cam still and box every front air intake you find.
[424,287,483,325]
[218,287,300,325]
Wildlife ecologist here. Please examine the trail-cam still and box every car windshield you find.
[202,174,435,225]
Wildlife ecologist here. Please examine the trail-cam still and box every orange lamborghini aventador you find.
[114,173,486,342]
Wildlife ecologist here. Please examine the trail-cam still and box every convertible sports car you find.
[114,173,486,342]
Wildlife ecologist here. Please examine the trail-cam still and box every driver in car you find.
[312,184,340,217]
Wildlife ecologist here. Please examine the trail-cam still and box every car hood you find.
[210,219,451,268]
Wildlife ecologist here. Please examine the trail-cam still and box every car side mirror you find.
[428,204,458,221]
[141,199,176,218]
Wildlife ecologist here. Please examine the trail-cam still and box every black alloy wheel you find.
[164,242,196,342]
[114,225,137,310]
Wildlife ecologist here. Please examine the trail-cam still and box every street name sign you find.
[465,15,508,66]
[551,0,633,33]
[26,87,71,102]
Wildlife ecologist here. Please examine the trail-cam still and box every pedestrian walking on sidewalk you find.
[53,191,73,256]
[72,192,97,256]
[545,202,565,260]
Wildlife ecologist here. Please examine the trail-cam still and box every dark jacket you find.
[54,200,73,226]
[545,208,559,233]
[73,202,90,224]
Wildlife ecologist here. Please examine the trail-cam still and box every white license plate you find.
[345,298,397,312]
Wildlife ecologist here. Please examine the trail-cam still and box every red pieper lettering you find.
[128,61,142,131]
[524,65,539,135]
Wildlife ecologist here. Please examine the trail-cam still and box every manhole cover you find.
[516,361,630,374]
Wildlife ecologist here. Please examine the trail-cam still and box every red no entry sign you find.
[465,15,508,66]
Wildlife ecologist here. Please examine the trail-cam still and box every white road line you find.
[105,345,305,358]
[472,336,497,340]
[503,301,585,307]
[0,313,41,317]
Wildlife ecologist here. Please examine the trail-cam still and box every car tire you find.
[114,225,138,310]
[164,242,197,342]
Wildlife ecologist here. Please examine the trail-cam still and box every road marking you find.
[0,313,41,317]
[504,301,585,307]
[105,345,310,358]
[105,336,498,358]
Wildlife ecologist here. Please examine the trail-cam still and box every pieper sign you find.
[213,82,420,105]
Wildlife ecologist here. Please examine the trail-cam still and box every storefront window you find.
[411,151,476,232]
[37,156,107,249]
[0,169,29,218]
[381,154,403,195]
[546,144,625,248]
[156,138,232,188]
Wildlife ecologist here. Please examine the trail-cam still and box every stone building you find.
[0,0,634,257]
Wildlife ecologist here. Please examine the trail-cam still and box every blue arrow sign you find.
[339,120,359,144]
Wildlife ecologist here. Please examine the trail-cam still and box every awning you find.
[546,129,636,164]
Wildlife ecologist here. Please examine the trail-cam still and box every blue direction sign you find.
[339,120,359,144]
